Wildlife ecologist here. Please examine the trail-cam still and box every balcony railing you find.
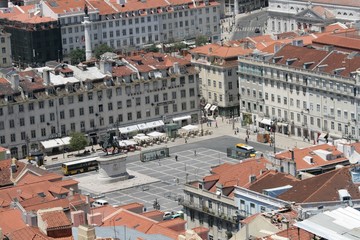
[182,200,242,224]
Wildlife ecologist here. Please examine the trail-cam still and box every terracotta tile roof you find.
[241,213,260,224]
[323,22,348,33]
[44,0,96,15]
[118,202,144,211]
[261,226,313,240]
[146,223,180,239]
[18,70,46,92]
[0,78,15,96]
[190,43,252,58]
[48,185,70,195]
[0,159,26,187]
[312,30,360,51]
[0,209,27,235]
[278,166,360,203]
[24,194,86,212]
[311,5,335,19]
[157,217,186,227]
[140,210,163,218]
[39,210,72,229]
[16,173,43,186]
[203,158,270,196]
[271,44,329,70]
[246,170,299,192]
[8,226,49,240]
[275,144,348,171]
[20,194,56,208]
[40,173,64,182]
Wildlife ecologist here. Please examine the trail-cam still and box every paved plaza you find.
[75,147,239,212]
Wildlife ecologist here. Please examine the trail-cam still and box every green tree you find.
[172,42,187,52]
[69,49,85,65]
[146,44,160,53]
[195,35,209,46]
[69,132,88,153]
[94,44,114,59]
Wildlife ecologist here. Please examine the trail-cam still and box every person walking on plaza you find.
[175,155,178,161]
[194,150,197,156]
[215,121,218,128]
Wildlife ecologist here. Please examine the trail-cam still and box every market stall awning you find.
[119,140,138,146]
[173,115,191,122]
[260,118,272,126]
[147,131,165,138]
[210,105,218,111]
[137,123,148,130]
[40,138,68,150]
[61,136,71,145]
[146,120,164,128]
[119,125,139,134]
[204,103,211,111]
[133,135,150,141]
[181,124,198,131]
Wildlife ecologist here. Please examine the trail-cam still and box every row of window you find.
[0,100,196,145]
[243,101,358,135]
[59,7,217,26]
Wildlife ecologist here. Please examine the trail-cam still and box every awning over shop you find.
[40,137,71,150]
[147,131,165,138]
[204,103,211,111]
[137,123,148,130]
[260,118,272,126]
[146,120,164,128]
[133,134,150,141]
[210,105,218,111]
[173,115,191,122]
[181,124,198,131]
[119,125,139,134]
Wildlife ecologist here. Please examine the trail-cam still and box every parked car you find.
[92,199,109,207]
[163,211,173,220]
[254,28,260,33]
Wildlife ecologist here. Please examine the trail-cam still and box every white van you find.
[92,199,109,207]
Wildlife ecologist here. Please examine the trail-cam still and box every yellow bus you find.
[61,157,98,175]
[235,144,256,157]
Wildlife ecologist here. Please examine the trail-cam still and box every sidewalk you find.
[38,116,312,167]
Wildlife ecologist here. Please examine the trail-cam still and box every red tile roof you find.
[39,210,72,229]
[190,43,252,58]
[275,144,348,171]
[246,170,299,192]
[0,159,26,187]
[278,166,360,203]
[312,30,360,51]
[8,226,50,240]
[0,78,15,96]
[0,209,27,235]
[203,158,270,197]
[261,226,313,240]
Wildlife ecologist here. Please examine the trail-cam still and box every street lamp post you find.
[272,120,277,154]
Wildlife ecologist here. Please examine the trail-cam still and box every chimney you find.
[10,74,20,90]
[78,225,96,240]
[42,69,51,85]
[173,62,179,74]
[69,187,74,196]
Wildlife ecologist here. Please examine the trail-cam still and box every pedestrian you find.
[245,137,248,144]
[234,131,237,135]
[158,158,161,166]
[175,155,178,161]
[194,150,197,156]
[185,138,188,144]
[215,122,218,128]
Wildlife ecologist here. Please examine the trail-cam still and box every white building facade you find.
[0,53,199,159]
[238,44,360,142]
[39,0,221,56]
[266,0,360,35]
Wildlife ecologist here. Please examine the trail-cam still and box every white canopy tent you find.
[204,103,211,111]
[147,131,165,138]
[137,123,148,131]
[119,140,138,146]
[133,134,150,141]
[260,118,272,126]
[181,124,198,131]
[40,137,71,150]
[119,125,139,134]
[209,105,218,111]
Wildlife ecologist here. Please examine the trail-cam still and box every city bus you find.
[61,157,98,175]
[235,144,256,157]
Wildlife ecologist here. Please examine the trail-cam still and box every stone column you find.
[82,16,92,61]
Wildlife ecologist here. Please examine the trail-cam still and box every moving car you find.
[254,28,260,33]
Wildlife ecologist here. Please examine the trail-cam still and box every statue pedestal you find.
[97,153,129,183]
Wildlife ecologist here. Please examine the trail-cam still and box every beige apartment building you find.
[0,29,11,68]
